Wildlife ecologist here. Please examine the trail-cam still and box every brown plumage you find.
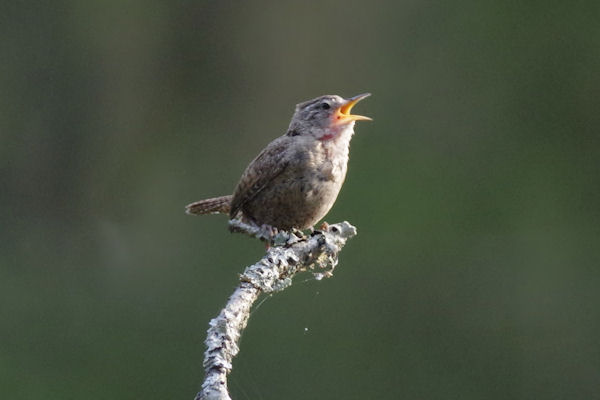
[185,93,371,231]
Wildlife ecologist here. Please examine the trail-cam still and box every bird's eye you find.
[321,102,330,110]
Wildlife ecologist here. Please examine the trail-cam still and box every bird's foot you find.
[228,219,313,246]
[228,219,278,242]
[290,227,309,240]
[310,221,330,236]
[256,224,279,242]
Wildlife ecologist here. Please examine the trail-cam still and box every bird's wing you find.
[229,137,290,219]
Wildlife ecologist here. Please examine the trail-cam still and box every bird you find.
[185,93,371,235]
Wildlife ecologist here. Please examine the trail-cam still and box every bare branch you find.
[195,220,357,400]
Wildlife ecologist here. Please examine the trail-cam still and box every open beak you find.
[336,93,372,123]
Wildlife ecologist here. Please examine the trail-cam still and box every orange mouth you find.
[335,93,372,123]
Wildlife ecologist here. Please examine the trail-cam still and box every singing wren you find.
[186,93,371,232]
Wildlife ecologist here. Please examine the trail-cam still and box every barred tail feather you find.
[185,195,232,215]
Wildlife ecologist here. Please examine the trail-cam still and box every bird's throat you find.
[318,132,337,141]
[318,122,355,142]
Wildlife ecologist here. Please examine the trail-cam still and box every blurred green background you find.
[2,1,600,399]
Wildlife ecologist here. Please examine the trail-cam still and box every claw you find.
[258,224,278,241]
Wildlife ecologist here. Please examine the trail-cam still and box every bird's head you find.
[287,93,371,140]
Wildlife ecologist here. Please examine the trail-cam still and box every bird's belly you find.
[243,169,345,230]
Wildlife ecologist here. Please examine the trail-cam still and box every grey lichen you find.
[195,220,357,400]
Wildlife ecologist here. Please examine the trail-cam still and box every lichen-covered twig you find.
[195,220,357,400]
